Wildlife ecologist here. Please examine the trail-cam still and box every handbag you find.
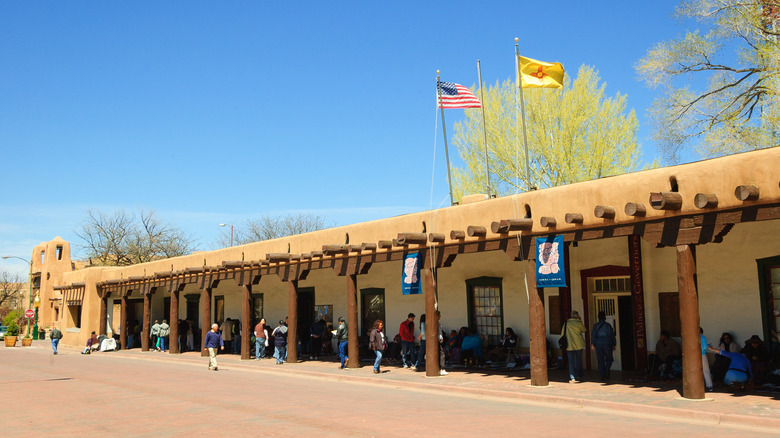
[558,321,568,350]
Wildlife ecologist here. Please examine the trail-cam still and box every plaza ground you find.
[1,341,779,437]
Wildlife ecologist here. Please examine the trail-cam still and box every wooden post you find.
[241,284,252,360]
[424,267,439,377]
[527,259,549,386]
[628,235,648,371]
[120,293,127,350]
[677,244,705,399]
[142,292,151,351]
[201,287,211,357]
[98,295,107,336]
[347,274,359,368]
[169,287,179,354]
[287,280,299,363]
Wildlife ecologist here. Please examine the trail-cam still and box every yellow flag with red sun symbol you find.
[517,55,565,89]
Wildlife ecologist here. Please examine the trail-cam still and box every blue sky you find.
[0,1,691,274]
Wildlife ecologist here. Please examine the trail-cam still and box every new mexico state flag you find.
[517,55,565,88]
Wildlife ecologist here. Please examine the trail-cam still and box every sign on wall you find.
[535,235,567,288]
[401,252,421,295]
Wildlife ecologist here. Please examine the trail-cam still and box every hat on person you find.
[748,335,763,343]
[338,317,345,322]
[571,310,580,318]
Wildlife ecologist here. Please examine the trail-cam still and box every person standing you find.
[369,320,386,374]
[415,314,427,369]
[221,318,234,354]
[310,319,325,360]
[591,311,617,381]
[232,319,241,355]
[398,313,416,370]
[49,324,63,355]
[562,310,587,383]
[151,320,161,351]
[336,317,349,369]
[272,320,288,365]
[254,318,267,360]
[204,323,224,371]
[701,327,714,392]
[158,320,170,353]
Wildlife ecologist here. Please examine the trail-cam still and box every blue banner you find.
[401,252,421,295]
[535,235,567,288]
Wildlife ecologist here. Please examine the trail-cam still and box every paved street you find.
[1,344,777,437]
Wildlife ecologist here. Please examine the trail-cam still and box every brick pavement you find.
[8,340,780,433]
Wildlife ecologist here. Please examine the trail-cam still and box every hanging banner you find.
[401,252,421,295]
[536,235,567,288]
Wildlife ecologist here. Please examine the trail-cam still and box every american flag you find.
[437,82,482,109]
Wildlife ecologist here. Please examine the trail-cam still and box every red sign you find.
[24,309,34,318]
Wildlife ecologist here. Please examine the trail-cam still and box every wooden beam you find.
[467,225,487,237]
[428,233,445,243]
[322,245,349,255]
[287,280,299,364]
[694,193,718,209]
[594,205,616,219]
[169,287,179,354]
[424,268,440,377]
[649,192,682,211]
[624,202,646,217]
[450,230,466,240]
[677,244,705,399]
[396,233,427,245]
[565,213,583,224]
[491,218,533,233]
[241,284,251,360]
[526,258,548,386]
[201,287,211,357]
[378,240,393,249]
[360,242,377,251]
[540,216,557,228]
[735,184,759,201]
[347,275,359,369]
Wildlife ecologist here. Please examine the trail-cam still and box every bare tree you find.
[217,213,331,247]
[75,208,197,266]
[0,271,25,320]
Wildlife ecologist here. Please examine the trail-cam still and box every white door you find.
[594,296,621,370]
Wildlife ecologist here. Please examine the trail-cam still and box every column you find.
[287,280,299,363]
[346,274,359,368]
[169,287,179,354]
[424,268,439,377]
[120,294,127,350]
[142,292,151,351]
[98,295,107,336]
[201,287,211,357]
[628,235,648,371]
[677,244,705,399]
[241,284,251,360]
[527,259,549,386]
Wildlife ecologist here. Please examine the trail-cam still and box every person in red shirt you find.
[399,313,417,370]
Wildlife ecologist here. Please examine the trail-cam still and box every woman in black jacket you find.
[369,320,386,374]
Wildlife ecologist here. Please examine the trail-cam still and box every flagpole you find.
[477,60,491,197]
[515,38,535,191]
[437,71,455,205]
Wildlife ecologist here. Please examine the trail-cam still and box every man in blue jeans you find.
[49,324,63,355]
[591,311,617,381]
[398,313,417,370]
[336,317,349,369]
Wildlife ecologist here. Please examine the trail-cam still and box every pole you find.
[26,262,32,337]
[477,60,491,196]
[437,72,455,205]
[515,38,535,191]
[230,225,233,247]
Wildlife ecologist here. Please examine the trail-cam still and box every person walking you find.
[369,319,386,374]
[204,323,224,371]
[49,324,63,355]
[398,313,416,370]
[254,318,267,360]
[336,317,349,369]
[591,311,617,381]
[158,320,170,352]
[272,320,288,365]
[151,320,161,351]
[562,310,587,383]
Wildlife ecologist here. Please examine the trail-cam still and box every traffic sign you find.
[24,309,34,318]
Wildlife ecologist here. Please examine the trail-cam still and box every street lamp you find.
[2,255,34,337]
[220,223,234,247]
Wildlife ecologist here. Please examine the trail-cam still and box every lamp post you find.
[220,223,234,247]
[2,255,33,337]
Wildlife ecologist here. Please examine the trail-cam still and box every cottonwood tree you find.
[76,209,197,266]
[451,65,642,199]
[0,271,24,319]
[637,0,780,163]
[217,213,331,247]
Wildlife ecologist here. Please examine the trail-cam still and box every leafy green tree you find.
[451,65,641,199]
[637,0,780,162]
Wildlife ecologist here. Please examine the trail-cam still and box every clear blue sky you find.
[1,1,692,274]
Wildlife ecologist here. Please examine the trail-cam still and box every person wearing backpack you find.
[49,324,63,355]
[591,311,617,381]
[158,320,170,353]
[561,310,586,383]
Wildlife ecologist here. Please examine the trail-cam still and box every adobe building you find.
[35,147,780,400]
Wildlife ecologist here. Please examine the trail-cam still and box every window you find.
[658,292,681,337]
[466,277,503,346]
[251,294,264,327]
[757,256,780,345]
[594,277,631,293]
[56,245,63,260]
[69,305,82,329]
[360,288,385,336]
[40,251,45,264]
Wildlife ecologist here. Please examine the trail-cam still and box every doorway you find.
[584,271,637,371]
[297,288,315,355]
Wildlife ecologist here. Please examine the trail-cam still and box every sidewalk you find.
[31,341,780,433]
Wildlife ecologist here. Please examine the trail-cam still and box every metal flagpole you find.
[437,71,455,205]
[477,60,491,197]
[515,38,535,191]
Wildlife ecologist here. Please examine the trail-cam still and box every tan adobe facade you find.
[35,147,780,400]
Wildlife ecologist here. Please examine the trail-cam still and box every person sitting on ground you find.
[741,335,771,385]
[718,332,740,353]
[706,345,752,390]
[651,330,682,378]
[460,327,483,367]
[502,328,518,351]
[82,331,99,354]
[712,332,740,382]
